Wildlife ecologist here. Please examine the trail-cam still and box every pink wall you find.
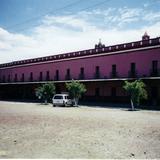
[0,47,160,82]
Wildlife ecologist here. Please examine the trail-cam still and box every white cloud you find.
[0,7,160,63]
[143,11,160,21]
[42,15,92,31]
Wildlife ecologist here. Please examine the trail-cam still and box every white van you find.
[52,94,73,107]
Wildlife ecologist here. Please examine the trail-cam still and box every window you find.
[152,60,158,76]
[131,63,135,72]
[2,75,5,83]
[30,72,33,81]
[55,70,59,80]
[112,64,117,78]
[80,67,84,75]
[54,96,63,99]
[14,74,17,82]
[46,71,50,81]
[67,69,70,75]
[111,87,116,97]
[8,75,10,82]
[21,73,24,82]
[96,66,99,74]
[79,67,84,79]
[95,66,100,78]
[39,72,43,81]
[66,68,71,80]
[129,63,136,77]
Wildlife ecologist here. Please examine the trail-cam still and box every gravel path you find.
[0,101,160,158]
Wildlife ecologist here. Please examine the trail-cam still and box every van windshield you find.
[54,96,63,99]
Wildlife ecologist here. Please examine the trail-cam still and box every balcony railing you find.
[128,70,137,78]
[46,76,50,81]
[65,74,71,80]
[21,77,24,82]
[1,68,160,84]
[14,78,18,82]
[94,72,100,79]
[54,75,59,81]
[39,76,43,81]
[2,78,5,83]
[78,73,85,80]
[29,77,33,82]
[150,69,159,77]
[110,71,118,78]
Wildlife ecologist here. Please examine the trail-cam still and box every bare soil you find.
[0,101,160,158]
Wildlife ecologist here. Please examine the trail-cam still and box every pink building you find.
[0,33,160,107]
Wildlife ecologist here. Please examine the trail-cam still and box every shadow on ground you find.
[79,102,160,111]
[0,99,159,111]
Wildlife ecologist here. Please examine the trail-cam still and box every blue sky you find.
[0,0,160,63]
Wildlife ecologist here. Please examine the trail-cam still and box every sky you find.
[0,0,160,63]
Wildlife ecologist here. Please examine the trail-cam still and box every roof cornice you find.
[0,36,160,69]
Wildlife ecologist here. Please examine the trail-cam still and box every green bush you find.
[35,83,55,104]
[66,80,86,106]
[123,80,148,110]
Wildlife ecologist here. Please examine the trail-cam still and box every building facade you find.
[0,33,160,107]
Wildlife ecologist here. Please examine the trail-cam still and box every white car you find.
[52,94,74,107]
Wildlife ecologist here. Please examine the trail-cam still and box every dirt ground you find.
[0,101,160,158]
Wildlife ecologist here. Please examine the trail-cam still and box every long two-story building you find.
[0,33,160,107]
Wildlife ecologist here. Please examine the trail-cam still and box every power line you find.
[80,0,110,11]
[5,0,83,30]
[7,0,110,33]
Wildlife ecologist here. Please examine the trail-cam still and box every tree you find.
[66,80,86,106]
[35,83,55,104]
[123,80,148,110]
